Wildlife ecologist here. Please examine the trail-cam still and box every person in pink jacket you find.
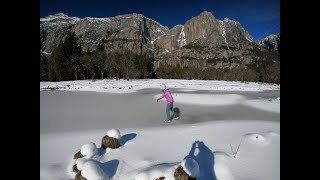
[156,83,177,122]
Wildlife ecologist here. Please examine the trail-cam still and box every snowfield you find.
[156,94,246,106]
[40,79,280,93]
[40,121,279,180]
[243,98,280,113]
[40,79,280,180]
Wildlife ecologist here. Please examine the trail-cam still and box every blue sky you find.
[40,0,279,40]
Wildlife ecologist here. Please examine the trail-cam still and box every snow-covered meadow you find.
[40,79,280,93]
[40,79,280,180]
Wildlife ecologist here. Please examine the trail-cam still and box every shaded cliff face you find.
[40,13,81,53]
[40,11,258,55]
[40,13,169,54]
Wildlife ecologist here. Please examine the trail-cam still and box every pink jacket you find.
[158,88,174,104]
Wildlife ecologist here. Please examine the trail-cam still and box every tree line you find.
[40,32,155,82]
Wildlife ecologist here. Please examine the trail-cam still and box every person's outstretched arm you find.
[157,92,165,102]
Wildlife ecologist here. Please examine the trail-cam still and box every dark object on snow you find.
[174,165,196,180]
[75,171,87,180]
[73,164,80,173]
[156,177,166,180]
[74,150,84,159]
[101,135,121,149]
[173,107,181,118]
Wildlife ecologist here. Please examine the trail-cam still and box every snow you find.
[219,20,229,50]
[40,50,51,55]
[106,129,121,139]
[154,93,280,113]
[40,14,80,23]
[151,33,166,44]
[245,36,253,42]
[80,142,99,159]
[40,79,279,180]
[177,26,186,47]
[145,17,167,30]
[82,160,110,180]
[40,79,280,94]
[243,98,280,113]
[133,163,177,180]
[244,133,269,146]
[84,17,111,23]
[156,93,245,106]
[180,158,200,177]
[40,120,279,180]
[40,115,280,180]
[213,151,234,180]
[76,158,89,171]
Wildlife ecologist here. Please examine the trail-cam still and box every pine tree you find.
[40,54,48,81]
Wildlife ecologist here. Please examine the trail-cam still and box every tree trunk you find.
[222,62,225,80]
[100,71,104,80]
[74,72,78,80]
[91,70,95,80]
[126,66,129,80]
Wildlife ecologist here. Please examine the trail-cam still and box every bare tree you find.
[69,54,80,80]
[103,53,111,79]
[108,53,121,79]
[89,55,96,80]
[80,55,91,80]
[115,53,122,79]
[123,50,135,80]
[95,51,108,79]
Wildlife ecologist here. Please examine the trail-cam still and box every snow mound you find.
[82,161,109,180]
[213,151,234,180]
[244,133,269,146]
[80,142,99,158]
[76,158,89,171]
[180,158,200,178]
[134,163,177,180]
[214,162,234,180]
[106,129,121,139]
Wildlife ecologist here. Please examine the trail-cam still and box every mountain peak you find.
[199,11,213,16]
[46,13,69,18]
[174,24,184,28]
[223,18,238,24]
[261,33,280,41]
[115,13,144,19]
[259,33,280,51]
